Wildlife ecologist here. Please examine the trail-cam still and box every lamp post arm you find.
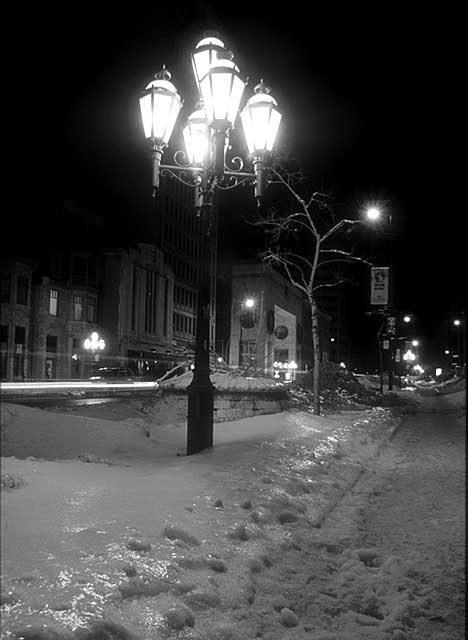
[321,218,359,243]
[150,142,165,195]
[253,155,264,203]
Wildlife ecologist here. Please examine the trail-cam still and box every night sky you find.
[9,3,464,364]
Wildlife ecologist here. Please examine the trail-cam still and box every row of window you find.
[1,274,29,305]
[173,312,196,336]
[1,324,25,345]
[174,285,197,311]
[49,289,96,322]
[164,223,201,260]
[162,187,197,233]
[165,253,198,284]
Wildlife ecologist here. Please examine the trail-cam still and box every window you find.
[13,326,25,379]
[145,270,157,334]
[87,297,96,322]
[1,274,10,303]
[0,325,8,379]
[73,295,83,320]
[16,277,29,305]
[14,326,25,345]
[71,257,87,285]
[0,325,8,344]
[49,289,58,316]
[88,260,97,287]
[46,335,57,352]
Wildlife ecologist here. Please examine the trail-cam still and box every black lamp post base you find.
[186,374,215,455]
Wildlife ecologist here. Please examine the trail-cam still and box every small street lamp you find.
[138,33,282,455]
[83,332,105,375]
[239,298,255,368]
[451,316,465,370]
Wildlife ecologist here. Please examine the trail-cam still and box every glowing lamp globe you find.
[199,57,246,128]
[191,35,227,91]
[241,81,282,155]
[366,207,381,221]
[183,109,209,165]
[139,67,182,145]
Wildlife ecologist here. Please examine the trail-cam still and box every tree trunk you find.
[311,296,321,415]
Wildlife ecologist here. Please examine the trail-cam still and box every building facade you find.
[217,261,331,378]
[1,244,177,381]
[100,243,175,377]
[1,258,34,380]
[156,176,218,355]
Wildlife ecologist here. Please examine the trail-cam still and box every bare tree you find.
[252,164,372,415]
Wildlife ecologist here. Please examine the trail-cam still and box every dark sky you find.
[10,2,464,363]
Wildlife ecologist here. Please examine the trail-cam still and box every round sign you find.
[274,325,289,340]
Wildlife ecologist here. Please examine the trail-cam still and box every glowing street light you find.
[365,207,381,221]
[240,297,256,369]
[84,332,106,375]
[139,33,283,455]
[403,315,411,323]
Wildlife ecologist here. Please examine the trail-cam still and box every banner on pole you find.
[370,267,390,305]
[386,315,396,336]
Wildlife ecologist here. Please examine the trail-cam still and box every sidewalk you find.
[1,401,401,638]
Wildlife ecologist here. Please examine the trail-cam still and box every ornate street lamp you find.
[84,331,105,375]
[138,33,282,455]
[139,67,183,191]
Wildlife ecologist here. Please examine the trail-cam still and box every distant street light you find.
[452,316,465,369]
[84,332,105,375]
[366,207,381,221]
[412,339,419,347]
[403,315,411,323]
[403,349,416,362]
[240,297,256,368]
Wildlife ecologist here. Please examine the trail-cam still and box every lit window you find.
[49,289,58,316]
[73,295,83,320]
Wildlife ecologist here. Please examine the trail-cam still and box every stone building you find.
[1,243,176,381]
[0,258,34,380]
[216,261,331,378]
[100,243,175,377]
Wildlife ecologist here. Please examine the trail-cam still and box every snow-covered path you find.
[272,394,465,640]
[0,392,464,639]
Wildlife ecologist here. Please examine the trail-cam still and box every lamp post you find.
[452,317,465,371]
[239,298,255,368]
[83,332,105,376]
[138,33,282,455]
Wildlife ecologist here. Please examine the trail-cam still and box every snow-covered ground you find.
[0,387,464,639]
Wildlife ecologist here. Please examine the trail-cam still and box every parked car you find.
[89,367,138,383]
